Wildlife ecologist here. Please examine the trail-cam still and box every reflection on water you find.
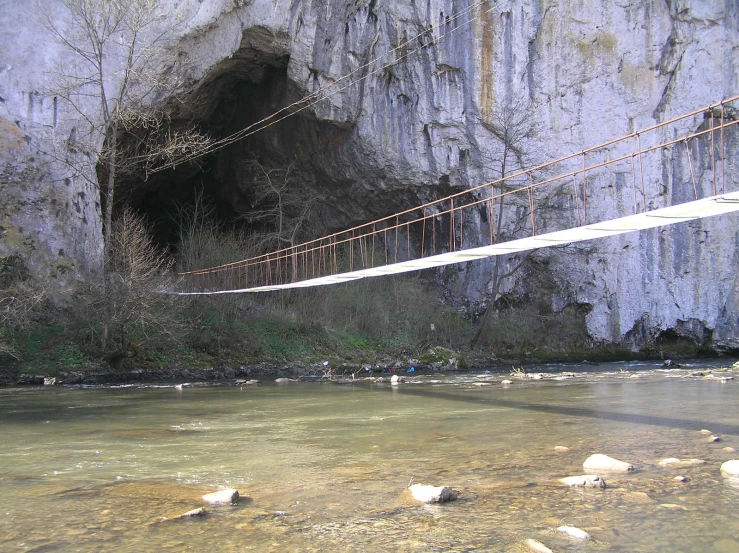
[1,362,738,552]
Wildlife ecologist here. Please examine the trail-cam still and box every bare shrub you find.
[77,208,177,366]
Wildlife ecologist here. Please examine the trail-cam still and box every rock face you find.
[2,1,739,348]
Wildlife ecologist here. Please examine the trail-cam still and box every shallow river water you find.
[1,361,739,553]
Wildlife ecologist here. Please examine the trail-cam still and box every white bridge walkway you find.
[175,96,739,295]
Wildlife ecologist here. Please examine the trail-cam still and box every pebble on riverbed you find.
[408,484,457,503]
[583,453,634,472]
[202,489,240,505]
[559,475,606,488]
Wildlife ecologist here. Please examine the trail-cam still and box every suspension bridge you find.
[175,95,739,295]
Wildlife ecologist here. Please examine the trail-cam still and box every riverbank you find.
[4,356,737,388]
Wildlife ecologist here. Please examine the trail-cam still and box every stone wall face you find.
[2,0,737,347]
[0,2,103,287]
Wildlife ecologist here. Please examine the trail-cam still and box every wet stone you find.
[524,538,553,553]
[408,484,457,503]
[557,525,590,540]
[583,453,634,472]
[720,460,739,476]
[203,488,239,505]
[559,475,606,488]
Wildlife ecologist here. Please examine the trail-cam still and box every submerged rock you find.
[202,488,239,505]
[559,475,606,488]
[179,507,206,518]
[707,435,722,443]
[408,484,457,503]
[583,453,634,472]
[523,538,553,553]
[658,458,705,468]
[554,446,570,452]
[720,460,739,476]
[557,525,590,540]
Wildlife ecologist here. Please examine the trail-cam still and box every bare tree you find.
[44,0,211,266]
[470,100,537,348]
[242,157,322,253]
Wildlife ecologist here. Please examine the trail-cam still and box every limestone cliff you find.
[1,0,737,348]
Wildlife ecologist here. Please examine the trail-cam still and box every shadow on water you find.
[390,385,739,436]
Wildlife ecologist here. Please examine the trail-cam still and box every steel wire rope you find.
[178,97,739,279]
[149,0,497,172]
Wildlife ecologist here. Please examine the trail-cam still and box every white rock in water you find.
[554,445,570,452]
[179,507,206,518]
[583,454,634,472]
[723,447,736,453]
[707,435,721,443]
[523,538,553,553]
[408,484,457,503]
[700,429,712,434]
[658,458,705,468]
[202,488,239,505]
[720,460,739,476]
[559,475,606,488]
[557,525,590,540]
[674,475,688,482]
[501,380,513,385]
[390,375,401,385]
[275,378,290,383]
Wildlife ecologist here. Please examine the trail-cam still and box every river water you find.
[1,361,738,553]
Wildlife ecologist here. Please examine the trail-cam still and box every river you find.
[1,361,738,552]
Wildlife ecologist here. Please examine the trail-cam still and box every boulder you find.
[43,377,57,386]
[583,454,633,472]
[720,460,739,476]
[557,525,590,540]
[408,484,457,503]
[202,488,239,505]
[559,475,606,488]
[390,374,403,385]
